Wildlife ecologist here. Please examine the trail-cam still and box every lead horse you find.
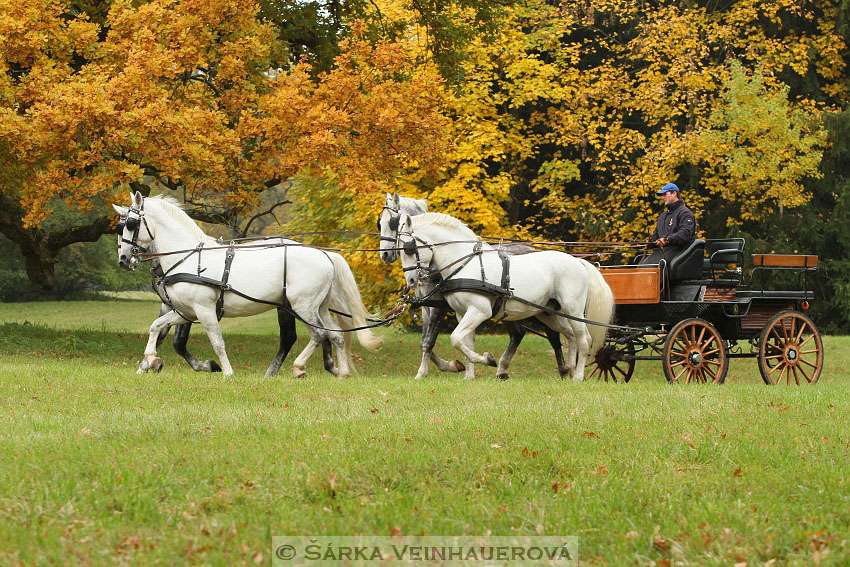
[114,192,380,377]
[397,212,614,380]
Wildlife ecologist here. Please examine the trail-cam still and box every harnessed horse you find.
[114,192,380,378]
[397,212,614,380]
[378,192,567,380]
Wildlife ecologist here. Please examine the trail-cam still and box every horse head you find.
[377,192,402,264]
[112,191,152,270]
[397,213,435,290]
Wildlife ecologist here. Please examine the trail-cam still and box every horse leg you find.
[154,303,171,349]
[545,324,570,379]
[195,308,234,377]
[567,320,592,381]
[449,307,494,380]
[496,322,526,380]
[321,339,337,376]
[535,314,578,379]
[264,306,298,378]
[332,312,354,375]
[170,322,222,372]
[420,305,464,378]
[291,311,329,378]
[138,310,190,374]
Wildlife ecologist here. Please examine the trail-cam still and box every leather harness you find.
[151,242,284,322]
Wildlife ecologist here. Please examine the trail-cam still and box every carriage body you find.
[590,240,822,385]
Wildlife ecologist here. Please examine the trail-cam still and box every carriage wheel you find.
[757,311,823,385]
[588,341,635,383]
[663,318,728,384]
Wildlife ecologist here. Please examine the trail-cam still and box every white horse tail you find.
[580,259,615,356]
[327,252,383,353]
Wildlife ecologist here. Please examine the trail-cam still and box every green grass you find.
[1,297,849,566]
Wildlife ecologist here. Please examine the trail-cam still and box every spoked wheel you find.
[663,318,728,384]
[758,311,823,385]
[588,341,636,383]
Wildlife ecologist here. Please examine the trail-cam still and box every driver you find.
[641,183,696,265]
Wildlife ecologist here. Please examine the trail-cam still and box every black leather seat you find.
[703,238,745,275]
[668,239,706,281]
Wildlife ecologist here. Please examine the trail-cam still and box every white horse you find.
[377,192,464,378]
[114,192,380,377]
[397,212,614,380]
[379,192,573,380]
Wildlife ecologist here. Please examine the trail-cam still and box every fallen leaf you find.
[370,408,379,414]
[595,465,609,475]
[583,431,598,438]
[733,467,743,477]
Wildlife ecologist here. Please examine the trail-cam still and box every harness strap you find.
[214,245,236,320]
[491,251,511,321]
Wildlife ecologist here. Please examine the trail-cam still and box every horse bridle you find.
[377,203,402,253]
[117,201,154,265]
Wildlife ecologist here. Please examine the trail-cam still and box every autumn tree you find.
[0,0,447,290]
[420,0,846,243]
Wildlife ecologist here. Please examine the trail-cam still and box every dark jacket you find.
[650,199,696,247]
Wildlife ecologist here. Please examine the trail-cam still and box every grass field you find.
[1,296,848,566]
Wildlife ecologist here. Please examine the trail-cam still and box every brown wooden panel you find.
[703,287,736,301]
[751,254,818,268]
[740,305,793,331]
[600,267,660,304]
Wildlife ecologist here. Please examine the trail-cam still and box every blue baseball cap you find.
[657,183,680,195]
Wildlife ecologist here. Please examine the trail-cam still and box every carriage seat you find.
[667,239,706,281]
[702,238,745,286]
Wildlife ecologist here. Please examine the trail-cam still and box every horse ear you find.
[133,191,144,207]
[113,204,128,216]
[392,191,400,206]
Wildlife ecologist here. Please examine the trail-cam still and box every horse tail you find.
[327,252,383,353]
[580,259,615,356]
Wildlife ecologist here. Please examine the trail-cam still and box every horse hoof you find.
[484,352,497,367]
[150,358,164,373]
[497,373,509,381]
[208,360,222,373]
[293,369,307,379]
[452,360,466,372]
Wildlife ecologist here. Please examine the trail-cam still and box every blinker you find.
[402,240,417,255]
[389,215,399,231]
[125,216,140,231]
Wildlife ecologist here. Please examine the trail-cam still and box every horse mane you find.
[145,195,209,241]
[398,195,428,216]
[410,212,478,238]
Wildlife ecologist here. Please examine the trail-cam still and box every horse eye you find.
[389,216,399,231]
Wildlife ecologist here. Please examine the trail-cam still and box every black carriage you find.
[588,238,823,385]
